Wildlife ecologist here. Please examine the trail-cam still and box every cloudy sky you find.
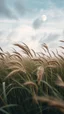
[0,0,64,52]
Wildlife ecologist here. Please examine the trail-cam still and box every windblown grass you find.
[0,41,64,114]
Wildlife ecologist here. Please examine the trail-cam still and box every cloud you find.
[0,20,63,52]
[14,0,26,15]
[39,32,61,49]
[43,33,60,43]
[32,15,47,29]
[52,0,64,8]
[0,2,64,52]
[0,24,41,51]
[40,8,64,22]
[33,18,42,29]
[0,0,10,17]
[0,30,3,36]
[63,30,64,37]
[0,0,17,19]
[32,7,64,30]
[7,25,35,42]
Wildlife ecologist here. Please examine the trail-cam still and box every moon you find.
[41,15,47,22]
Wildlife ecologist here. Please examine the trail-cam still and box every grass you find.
[0,41,64,114]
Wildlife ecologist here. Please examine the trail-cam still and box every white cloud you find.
[0,7,64,52]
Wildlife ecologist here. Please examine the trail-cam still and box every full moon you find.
[41,15,47,22]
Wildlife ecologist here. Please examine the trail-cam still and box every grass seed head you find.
[37,66,44,85]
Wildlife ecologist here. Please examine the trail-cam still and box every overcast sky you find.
[0,0,64,52]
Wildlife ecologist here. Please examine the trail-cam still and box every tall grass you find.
[0,41,64,114]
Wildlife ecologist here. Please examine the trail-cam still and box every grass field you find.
[0,41,64,114]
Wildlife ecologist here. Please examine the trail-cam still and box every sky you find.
[0,0,64,52]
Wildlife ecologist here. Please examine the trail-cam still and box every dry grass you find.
[37,66,44,85]
[33,95,64,113]
[0,41,64,113]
